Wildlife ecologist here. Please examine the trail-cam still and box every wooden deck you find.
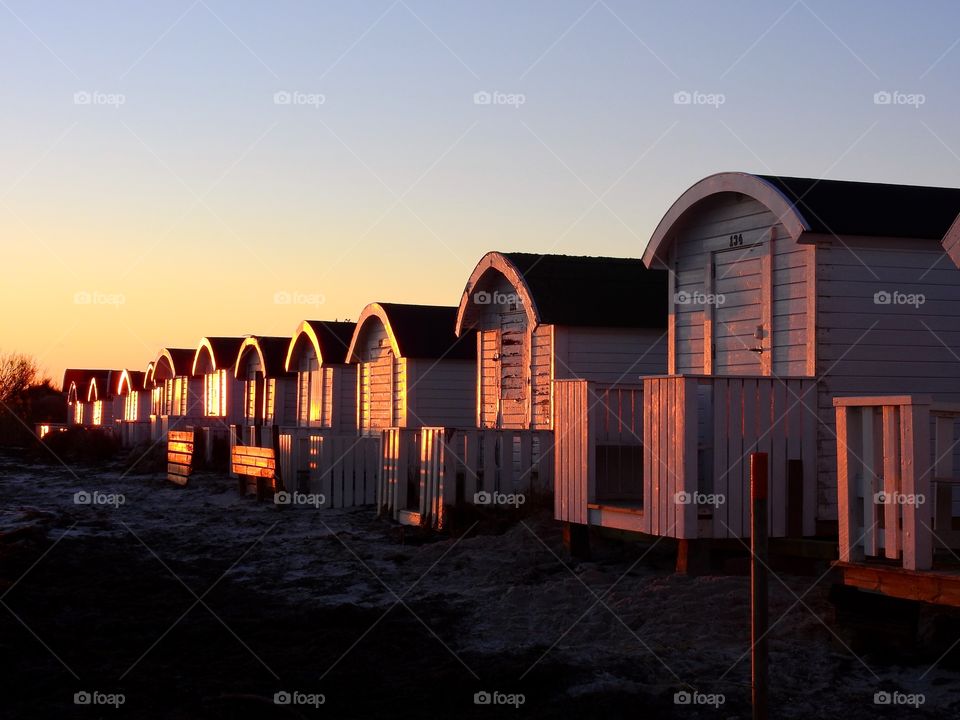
[834,560,960,608]
[833,395,960,608]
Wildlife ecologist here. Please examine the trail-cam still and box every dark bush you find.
[36,426,120,464]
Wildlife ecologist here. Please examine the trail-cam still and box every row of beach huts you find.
[48,172,960,606]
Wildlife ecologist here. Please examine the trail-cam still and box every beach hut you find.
[191,337,245,426]
[114,369,149,445]
[347,303,476,432]
[84,371,122,428]
[347,303,476,524]
[63,369,110,427]
[284,320,357,433]
[147,347,200,440]
[555,172,960,546]
[456,252,669,429]
[233,335,295,447]
[275,320,364,501]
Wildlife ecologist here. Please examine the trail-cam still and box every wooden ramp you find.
[167,429,195,486]
[231,444,277,497]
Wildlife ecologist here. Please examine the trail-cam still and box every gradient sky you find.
[3,0,960,385]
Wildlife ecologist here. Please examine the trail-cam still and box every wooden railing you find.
[276,427,380,508]
[554,380,644,525]
[835,396,960,571]
[114,421,150,447]
[553,375,818,540]
[378,428,553,528]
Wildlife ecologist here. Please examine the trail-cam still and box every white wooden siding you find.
[559,327,668,383]
[670,193,811,377]
[530,324,552,429]
[816,239,960,523]
[478,329,499,427]
[406,358,475,428]
[356,318,403,432]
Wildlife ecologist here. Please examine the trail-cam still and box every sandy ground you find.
[1,452,959,719]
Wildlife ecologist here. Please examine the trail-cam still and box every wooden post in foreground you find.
[751,452,769,720]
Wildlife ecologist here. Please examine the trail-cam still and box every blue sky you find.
[3,0,960,378]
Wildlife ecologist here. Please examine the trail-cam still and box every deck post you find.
[901,400,932,571]
[834,403,863,562]
[751,452,769,720]
[562,522,590,560]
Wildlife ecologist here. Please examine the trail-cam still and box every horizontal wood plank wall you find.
[478,330,499,427]
[406,359,476,429]
[562,327,668,384]
[167,429,195,486]
[816,240,960,526]
[671,194,807,376]
[531,325,553,429]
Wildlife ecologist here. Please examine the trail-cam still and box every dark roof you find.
[120,370,146,393]
[61,369,111,396]
[502,253,668,329]
[195,337,245,375]
[758,175,960,240]
[161,348,196,376]
[379,303,475,360]
[303,320,356,364]
[242,337,292,377]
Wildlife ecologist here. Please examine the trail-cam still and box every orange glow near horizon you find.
[5,3,960,388]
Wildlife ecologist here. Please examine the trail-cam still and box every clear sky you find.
[3,0,960,385]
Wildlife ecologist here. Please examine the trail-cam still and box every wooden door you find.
[712,244,764,375]
[479,329,500,428]
[498,305,528,429]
